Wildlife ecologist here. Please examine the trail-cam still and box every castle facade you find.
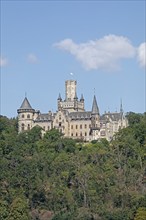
[17,80,128,141]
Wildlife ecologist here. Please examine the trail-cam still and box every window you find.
[85,132,87,136]
[27,124,30,130]
[80,132,82,137]
[21,123,24,131]
[76,133,78,136]
[22,114,25,118]
[48,126,50,130]
[85,124,87,129]
[71,125,73,129]
[59,115,61,120]
[27,114,30,119]
[89,124,91,128]
[71,133,73,136]
[80,124,82,129]
[76,125,78,129]
[59,122,61,127]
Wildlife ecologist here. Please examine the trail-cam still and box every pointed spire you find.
[92,95,99,114]
[58,93,62,101]
[120,99,123,120]
[120,99,123,113]
[19,97,33,110]
[80,94,84,101]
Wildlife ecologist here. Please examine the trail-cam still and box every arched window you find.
[21,123,25,131]
[27,114,30,119]
[76,132,78,136]
[22,114,25,118]
[27,124,30,130]
[85,132,87,136]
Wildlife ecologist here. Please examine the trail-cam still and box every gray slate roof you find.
[69,111,91,120]
[101,112,121,121]
[92,95,99,114]
[35,113,52,122]
[19,97,33,110]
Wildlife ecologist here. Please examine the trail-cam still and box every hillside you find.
[0,113,146,220]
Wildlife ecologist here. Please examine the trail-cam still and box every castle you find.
[17,80,128,141]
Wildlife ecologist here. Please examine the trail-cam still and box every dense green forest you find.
[0,112,146,220]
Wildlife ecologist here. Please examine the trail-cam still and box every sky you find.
[0,0,146,118]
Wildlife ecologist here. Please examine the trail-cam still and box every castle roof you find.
[19,97,33,110]
[101,112,121,121]
[92,95,99,114]
[69,111,91,120]
[35,113,52,122]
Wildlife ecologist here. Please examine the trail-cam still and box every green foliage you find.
[134,207,146,220]
[0,114,146,219]
[8,197,31,220]
[0,200,9,220]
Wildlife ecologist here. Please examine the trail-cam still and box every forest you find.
[0,112,146,220]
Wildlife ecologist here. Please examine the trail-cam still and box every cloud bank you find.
[54,35,145,71]
[0,56,8,67]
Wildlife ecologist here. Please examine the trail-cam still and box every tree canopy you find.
[0,113,146,219]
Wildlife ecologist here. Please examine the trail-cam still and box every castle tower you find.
[90,95,100,139]
[65,80,77,101]
[17,97,35,133]
[57,80,84,112]
[91,95,100,128]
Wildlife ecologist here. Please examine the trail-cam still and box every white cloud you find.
[0,56,8,67]
[27,53,38,64]
[137,42,146,68]
[54,35,136,71]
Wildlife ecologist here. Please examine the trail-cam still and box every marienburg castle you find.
[17,80,128,141]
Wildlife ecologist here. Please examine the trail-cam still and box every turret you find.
[17,97,35,133]
[57,93,62,111]
[80,94,84,102]
[91,95,100,129]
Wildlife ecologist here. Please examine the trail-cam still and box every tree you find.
[8,197,31,220]
[134,207,146,220]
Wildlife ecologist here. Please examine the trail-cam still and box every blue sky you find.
[1,0,146,118]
